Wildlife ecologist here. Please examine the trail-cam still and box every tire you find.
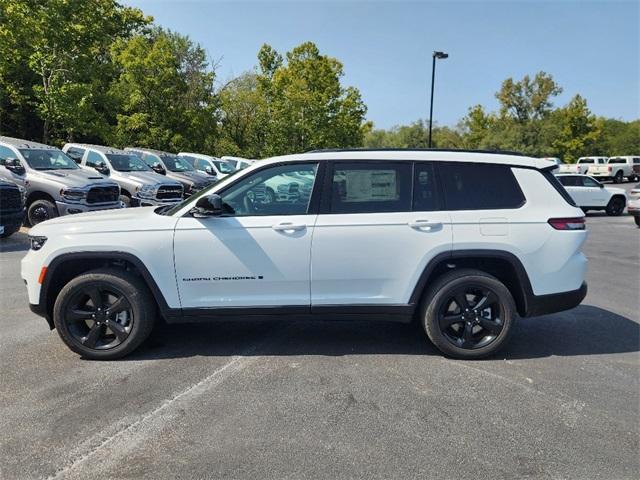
[420,268,516,359]
[53,268,156,360]
[605,196,625,216]
[27,199,58,226]
[119,194,131,207]
[0,223,21,238]
[634,216,640,228]
[613,170,623,184]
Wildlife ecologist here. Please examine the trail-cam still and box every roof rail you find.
[305,148,528,157]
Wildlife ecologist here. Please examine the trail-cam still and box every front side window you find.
[582,177,600,187]
[0,145,17,165]
[329,162,412,214]
[66,147,85,163]
[107,154,151,172]
[557,176,580,187]
[219,163,318,216]
[440,162,525,210]
[215,161,234,173]
[161,155,194,172]
[142,153,163,168]
[20,149,78,170]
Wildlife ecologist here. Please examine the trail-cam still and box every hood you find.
[115,170,182,187]
[30,206,178,236]
[34,169,116,189]
[167,170,213,186]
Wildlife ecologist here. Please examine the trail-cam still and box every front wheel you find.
[53,268,156,360]
[420,269,516,359]
[605,196,625,216]
[634,216,640,228]
[27,199,58,226]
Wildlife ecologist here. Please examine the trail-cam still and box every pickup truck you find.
[557,156,607,175]
[587,156,640,183]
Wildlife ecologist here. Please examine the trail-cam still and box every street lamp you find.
[428,50,448,148]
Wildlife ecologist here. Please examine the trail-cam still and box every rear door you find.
[557,175,588,205]
[310,160,452,307]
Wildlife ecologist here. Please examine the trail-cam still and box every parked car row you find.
[0,135,255,236]
[557,156,640,183]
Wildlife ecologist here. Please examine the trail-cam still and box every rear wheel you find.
[613,170,623,183]
[421,269,516,359]
[634,216,640,228]
[119,194,131,207]
[605,196,625,216]
[27,199,58,226]
[53,268,156,360]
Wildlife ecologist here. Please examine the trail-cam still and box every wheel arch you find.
[39,251,171,328]
[410,250,534,317]
[26,190,56,207]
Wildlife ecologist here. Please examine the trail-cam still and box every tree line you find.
[1,1,637,161]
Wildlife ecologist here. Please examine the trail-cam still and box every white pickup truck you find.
[587,156,640,183]
[558,156,607,175]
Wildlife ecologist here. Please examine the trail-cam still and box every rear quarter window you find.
[439,162,525,210]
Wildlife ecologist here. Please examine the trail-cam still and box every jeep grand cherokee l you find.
[0,136,122,225]
[22,149,588,360]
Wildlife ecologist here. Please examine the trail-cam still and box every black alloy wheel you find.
[614,171,623,184]
[64,285,133,350]
[437,286,504,350]
[606,197,625,216]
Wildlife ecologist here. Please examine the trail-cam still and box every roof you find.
[0,136,58,150]
[262,149,552,170]
[178,152,219,160]
[125,147,175,156]
[65,143,129,155]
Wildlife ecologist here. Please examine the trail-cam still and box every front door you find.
[174,162,320,309]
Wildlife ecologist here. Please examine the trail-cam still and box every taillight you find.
[608,166,612,172]
[548,217,586,230]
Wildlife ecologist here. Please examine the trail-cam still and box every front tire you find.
[28,199,58,226]
[53,268,156,360]
[420,269,516,359]
[605,196,625,216]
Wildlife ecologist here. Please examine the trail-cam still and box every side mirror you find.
[191,194,223,217]
[204,165,214,175]
[152,164,166,175]
[95,162,110,175]
[5,158,25,175]
[599,183,604,188]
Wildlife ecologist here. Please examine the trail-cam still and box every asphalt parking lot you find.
[1,185,638,480]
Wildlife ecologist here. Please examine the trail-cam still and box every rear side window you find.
[440,163,525,210]
[557,175,580,186]
[329,162,412,214]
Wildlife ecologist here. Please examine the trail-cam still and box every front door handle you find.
[272,222,306,232]
[408,219,442,231]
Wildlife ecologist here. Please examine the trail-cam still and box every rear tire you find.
[119,194,131,207]
[27,199,58,226]
[53,268,156,360]
[613,171,623,183]
[634,216,640,228]
[420,269,516,359]
[605,196,625,216]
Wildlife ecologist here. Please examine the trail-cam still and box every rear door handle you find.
[408,219,442,231]
[272,222,306,232]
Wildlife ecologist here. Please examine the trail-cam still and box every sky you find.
[123,0,639,129]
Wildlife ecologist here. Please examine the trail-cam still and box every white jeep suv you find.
[22,149,588,360]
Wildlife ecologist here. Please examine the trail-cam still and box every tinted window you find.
[440,163,525,210]
[66,147,85,163]
[634,158,640,164]
[220,163,317,216]
[582,176,600,187]
[107,154,150,172]
[86,150,104,168]
[329,162,412,214]
[578,159,595,164]
[608,158,626,164]
[557,176,580,186]
[545,172,577,207]
[413,163,440,211]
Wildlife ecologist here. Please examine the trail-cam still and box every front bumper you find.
[525,281,588,317]
[55,201,124,216]
[130,195,182,207]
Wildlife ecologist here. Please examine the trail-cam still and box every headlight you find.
[138,184,157,198]
[29,235,47,251]
[60,189,87,202]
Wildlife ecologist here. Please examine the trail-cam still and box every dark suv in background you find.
[0,179,25,238]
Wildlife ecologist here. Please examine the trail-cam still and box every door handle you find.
[408,219,442,231]
[272,222,306,232]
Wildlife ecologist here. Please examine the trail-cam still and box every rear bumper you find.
[524,281,587,317]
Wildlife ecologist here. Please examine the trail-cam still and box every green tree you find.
[257,42,367,155]
[0,0,150,144]
[109,28,217,151]
[551,95,602,162]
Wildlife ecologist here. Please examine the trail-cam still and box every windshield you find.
[161,155,195,172]
[20,149,78,170]
[107,154,151,172]
[214,161,234,173]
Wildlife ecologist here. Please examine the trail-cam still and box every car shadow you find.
[0,232,30,253]
[122,304,639,361]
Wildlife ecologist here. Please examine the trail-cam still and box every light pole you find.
[428,50,448,148]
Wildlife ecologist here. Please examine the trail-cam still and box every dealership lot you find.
[1,189,638,479]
